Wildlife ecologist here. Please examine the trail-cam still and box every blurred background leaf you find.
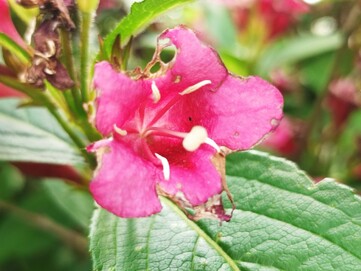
[0,99,84,165]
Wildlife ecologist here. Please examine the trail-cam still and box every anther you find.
[155,153,170,180]
[151,81,161,103]
[46,40,57,57]
[44,67,55,75]
[113,124,127,136]
[179,80,211,95]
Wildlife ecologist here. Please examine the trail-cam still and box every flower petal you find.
[142,26,229,128]
[89,139,162,218]
[163,75,283,150]
[0,0,26,47]
[93,61,151,136]
[154,26,228,97]
[158,146,222,206]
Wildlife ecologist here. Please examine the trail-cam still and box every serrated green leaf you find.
[256,33,343,76]
[90,151,361,271]
[0,33,31,64]
[0,99,83,165]
[103,0,194,59]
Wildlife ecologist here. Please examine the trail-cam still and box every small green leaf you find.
[0,33,31,64]
[256,33,343,76]
[90,151,361,271]
[103,0,194,59]
[0,99,83,165]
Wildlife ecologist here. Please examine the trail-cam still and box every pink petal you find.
[208,75,283,149]
[157,74,283,151]
[89,139,162,218]
[261,117,298,156]
[0,66,25,98]
[158,146,222,206]
[0,0,26,47]
[0,83,25,98]
[138,26,230,127]
[153,26,228,96]
[93,62,151,136]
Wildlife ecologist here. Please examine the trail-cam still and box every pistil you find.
[145,126,221,153]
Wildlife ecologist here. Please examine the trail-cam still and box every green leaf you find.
[0,99,83,165]
[90,151,361,271]
[43,179,94,230]
[0,33,31,64]
[103,0,194,59]
[300,52,336,94]
[256,33,343,76]
[203,4,237,52]
[0,162,24,200]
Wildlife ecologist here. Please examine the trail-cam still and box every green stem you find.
[0,200,88,255]
[80,11,92,103]
[60,30,83,113]
[60,29,102,143]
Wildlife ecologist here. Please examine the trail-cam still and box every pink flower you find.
[0,0,27,97]
[261,117,301,156]
[0,65,25,98]
[327,77,361,129]
[0,0,26,47]
[88,26,283,219]
[234,0,309,39]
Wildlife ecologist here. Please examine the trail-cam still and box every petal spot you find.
[271,118,280,127]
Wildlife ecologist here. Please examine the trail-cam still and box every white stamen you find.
[113,124,127,136]
[151,81,161,103]
[205,138,221,153]
[179,80,212,95]
[46,40,56,56]
[44,67,55,75]
[155,153,170,180]
[182,126,208,152]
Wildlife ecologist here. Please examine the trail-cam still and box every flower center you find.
[114,80,220,181]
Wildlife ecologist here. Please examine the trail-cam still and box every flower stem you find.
[80,11,92,103]
[60,29,101,143]
[60,30,83,113]
[0,199,88,255]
